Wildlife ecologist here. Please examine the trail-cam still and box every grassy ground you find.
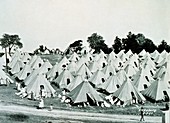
[0,83,164,117]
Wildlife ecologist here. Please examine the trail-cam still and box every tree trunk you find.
[5,47,8,72]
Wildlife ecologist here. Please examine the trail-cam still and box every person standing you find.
[38,98,44,109]
[140,107,145,121]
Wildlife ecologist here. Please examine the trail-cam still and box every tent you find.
[15,64,32,81]
[67,61,78,75]
[68,52,80,62]
[98,75,121,93]
[30,56,44,69]
[112,78,146,106]
[67,81,104,105]
[54,69,74,89]
[24,69,39,85]
[88,60,100,73]
[88,70,105,87]
[141,77,169,101]
[76,64,92,79]
[132,69,151,91]
[66,75,84,91]
[38,60,52,74]
[10,60,24,75]
[26,74,55,99]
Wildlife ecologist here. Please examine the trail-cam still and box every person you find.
[15,83,27,98]
[38,98,44,109]
[140,107,145,121]
[40,85,46,98]
[49,104,53,111]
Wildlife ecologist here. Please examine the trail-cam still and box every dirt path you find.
[0,103,162,123]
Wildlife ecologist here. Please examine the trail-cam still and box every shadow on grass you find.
[7,113,29,122]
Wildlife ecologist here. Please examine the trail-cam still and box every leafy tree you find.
[142,38,157,53]
[0,33,23,72]
[122,32,141,54]
[157,40,170,53]
[0,34,23,55]
[87,33,107,53]
[69,40,83,53]
[112,36,122,54]
[65,40,83,55]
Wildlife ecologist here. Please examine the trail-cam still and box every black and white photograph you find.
[0,0,170,123]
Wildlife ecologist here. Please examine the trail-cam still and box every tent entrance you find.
[86,93,97,106]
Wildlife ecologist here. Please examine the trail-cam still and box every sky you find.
[0,0,170,52]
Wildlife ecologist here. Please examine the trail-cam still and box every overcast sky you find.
[0,0,170,52]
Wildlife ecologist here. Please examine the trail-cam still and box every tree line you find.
[1,32,170,57]
[67,32,170,55]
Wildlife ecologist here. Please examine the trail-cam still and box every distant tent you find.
[160,50,168,58]
[77,56,89,68]
[88,70,105,87]
[139,49,147,57]
[82,52,93,62]
[67,61,78,75]
[132,69,151,91]
[27,55,38,66]
[141,77,169,102]
[116,69,128,85]
[68,52,80,62]
[154,66,166,79]
[112,79,146,106]
[80,46,89,55]
[15,64,32,81]
[54,69,74,89]
[98,75,121,93]
[154,54,164,64]
[11,50,22,60]
[66,75,84,91]
[10,60,24,75]
[30,56,44,69]
[8,55,21,69]
[88,60,100,73]
[97,56,107,69]
[21,52,31,64]
[0,69,13,85]
[26,74,55,99]
[57,56,70,68]
[124,64,137,77]
[106,51,116,63]
[67,81,104,105]
[110,57,123,71]
[102,63,116,79]
[46,63,61,81]
[125,50,133,58]
[76,64,92,79]
[37,60,52,74]
[151,50,160,60]
[24,69,39,85]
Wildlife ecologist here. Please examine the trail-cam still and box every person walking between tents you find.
[140,107,145,121]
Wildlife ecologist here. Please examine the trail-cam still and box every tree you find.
[69,40,83,53]
[65,40,83,55]
[0,34,23,56]
[122,32,141,54]
[0,33,23,72]
[112,36,122,54]
[87,33,106,53]
[142,38,157,53]
[157,40,170,53]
